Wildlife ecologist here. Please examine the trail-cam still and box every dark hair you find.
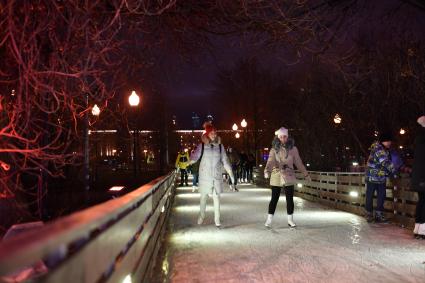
[272,137,295,151]
[379,130,394,142]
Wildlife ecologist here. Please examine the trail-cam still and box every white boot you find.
[414,223,419,234]
[288,215,296,227]
[418,223,425,236]
[265,214,273,227]
[197,215,204,225]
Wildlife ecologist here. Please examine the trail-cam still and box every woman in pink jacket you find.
[264,127,311,228]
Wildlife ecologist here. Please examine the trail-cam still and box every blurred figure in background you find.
[238,151,248,183]
[412,116,425,239]
[190,149,200,192]
[227,147,240,191]
[247,153,256,183]
[175,148,190,186]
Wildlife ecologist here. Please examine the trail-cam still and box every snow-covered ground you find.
[151,183,425,283]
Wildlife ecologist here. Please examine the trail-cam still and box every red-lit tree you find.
[0,0,371,220]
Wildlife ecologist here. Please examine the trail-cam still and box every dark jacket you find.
[412,127,425,192]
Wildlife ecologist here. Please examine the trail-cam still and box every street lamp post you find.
[333,113,342,171]
[84,99,101,191]
[91,104,101,184]
[129,91,140,178]
[241,119,248,152]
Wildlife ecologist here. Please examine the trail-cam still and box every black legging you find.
[268,185,294,215]
[416,192,425,224]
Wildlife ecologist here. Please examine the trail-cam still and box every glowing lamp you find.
[91,104,100,116]
[241,119,247,128]
[128,91,140,107]
[349,191,359,197]
[333,114,342,124]
[399,128,406,135]
[235,132,240,138]
[232,123,238,131]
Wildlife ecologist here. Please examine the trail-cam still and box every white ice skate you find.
[288,215,296,228]
[197,216,204,225]
[265,214,273,228]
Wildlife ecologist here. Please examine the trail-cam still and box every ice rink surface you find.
[151,183,425,283]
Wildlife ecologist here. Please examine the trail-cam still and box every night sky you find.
[160,0,425,129]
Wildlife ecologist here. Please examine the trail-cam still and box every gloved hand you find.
[305,175,312,182]
[264,172,269,179]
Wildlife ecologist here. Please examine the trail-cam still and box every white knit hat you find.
[275,127,288,137]
[418,116,425,127]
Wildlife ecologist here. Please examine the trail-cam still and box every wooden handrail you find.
[253,167,417,228]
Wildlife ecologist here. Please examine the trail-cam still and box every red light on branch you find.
[0,161,10,171]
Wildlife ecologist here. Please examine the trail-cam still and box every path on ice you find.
[152,183,425,283]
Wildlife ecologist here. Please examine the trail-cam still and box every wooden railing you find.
[0,171,177,283]
[253,167,417,228]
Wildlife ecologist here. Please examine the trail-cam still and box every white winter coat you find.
[190,142,234,194]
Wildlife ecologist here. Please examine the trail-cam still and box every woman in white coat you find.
[190,122,235,227]
[264,127,310,228]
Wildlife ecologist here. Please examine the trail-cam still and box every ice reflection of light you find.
[161,257,169,277]
[170,229,246,247]
[297,211,352,221]
[176,186,194,192]
[174,205,199,213]
[238,188,269,193]
[349,217,361,244]
[238,196,270,203]
[294,197,305,209]
[174,204,240,213]
[176,193,200,199]
[122,275,132,283]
